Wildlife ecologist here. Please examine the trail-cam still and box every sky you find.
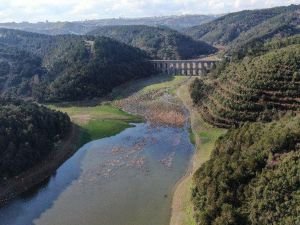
[0,0,299,22]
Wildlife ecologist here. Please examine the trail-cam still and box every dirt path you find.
[170,77,226,225]
[0,125,80,206]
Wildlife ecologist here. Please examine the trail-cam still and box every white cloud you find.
[234,0,241,9]
[0,0,299,22]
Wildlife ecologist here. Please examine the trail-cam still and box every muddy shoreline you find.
[0,125,80,207]
[169,77,226,225]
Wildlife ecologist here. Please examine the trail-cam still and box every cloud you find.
[0,0,299,22]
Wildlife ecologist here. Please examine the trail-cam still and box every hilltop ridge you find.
[185,4,300,48]
[89,25,217,60]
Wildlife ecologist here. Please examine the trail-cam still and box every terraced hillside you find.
[191,36,300,128]
[88,25,216,59]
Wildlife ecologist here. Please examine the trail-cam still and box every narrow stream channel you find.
[0,123,194,225]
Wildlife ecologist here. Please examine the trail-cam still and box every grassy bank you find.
[139,76,187,94]
[49,75,186,145]
[49,104,142,145]
[171,77,226,225]
[111,74,187,99]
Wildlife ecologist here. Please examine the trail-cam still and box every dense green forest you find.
[0,98,71,180]
[191,35,300,127]
[0,28,154,101]
[88,25,216,59]
[185,4,300,46]
[192,115,300,225]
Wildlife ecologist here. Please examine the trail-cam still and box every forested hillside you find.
[0,28,154,101]
[191,35,300,127]
[0,98,71,180]
[230,10,300,53]
[192,115,300,225]
[88,25,216,59]
[189,6,300,223]
[185,4,300,46]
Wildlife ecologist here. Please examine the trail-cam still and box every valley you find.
[0,3,299,225]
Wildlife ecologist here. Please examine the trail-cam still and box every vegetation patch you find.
[80,120,135,144]
[188,128,196,145]
[49,104,141,145]
[140,76,187,93]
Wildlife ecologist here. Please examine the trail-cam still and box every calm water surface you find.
[0,123,193,225]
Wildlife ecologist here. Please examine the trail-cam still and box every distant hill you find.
[88,25,217,59]
[230,10,300,54]
[0,28,154,101]
[191,35,300,128]
[0,22,92,36]
[185,4,300,46]
[0,15,218,35]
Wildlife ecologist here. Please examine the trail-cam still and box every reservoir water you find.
[0,123,193,225]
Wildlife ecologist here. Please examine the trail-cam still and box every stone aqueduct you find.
[150,59,220,76]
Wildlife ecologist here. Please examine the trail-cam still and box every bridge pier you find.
[150,59,219,76]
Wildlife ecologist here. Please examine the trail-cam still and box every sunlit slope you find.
[192,37,300,127]
[185,4,300,46]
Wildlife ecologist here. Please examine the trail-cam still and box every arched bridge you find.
[150,59,220,76]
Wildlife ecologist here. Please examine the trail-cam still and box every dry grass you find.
[147,105,186,127]
[114,74,189,127]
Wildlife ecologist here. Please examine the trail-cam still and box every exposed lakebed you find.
[0,122,194,225]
